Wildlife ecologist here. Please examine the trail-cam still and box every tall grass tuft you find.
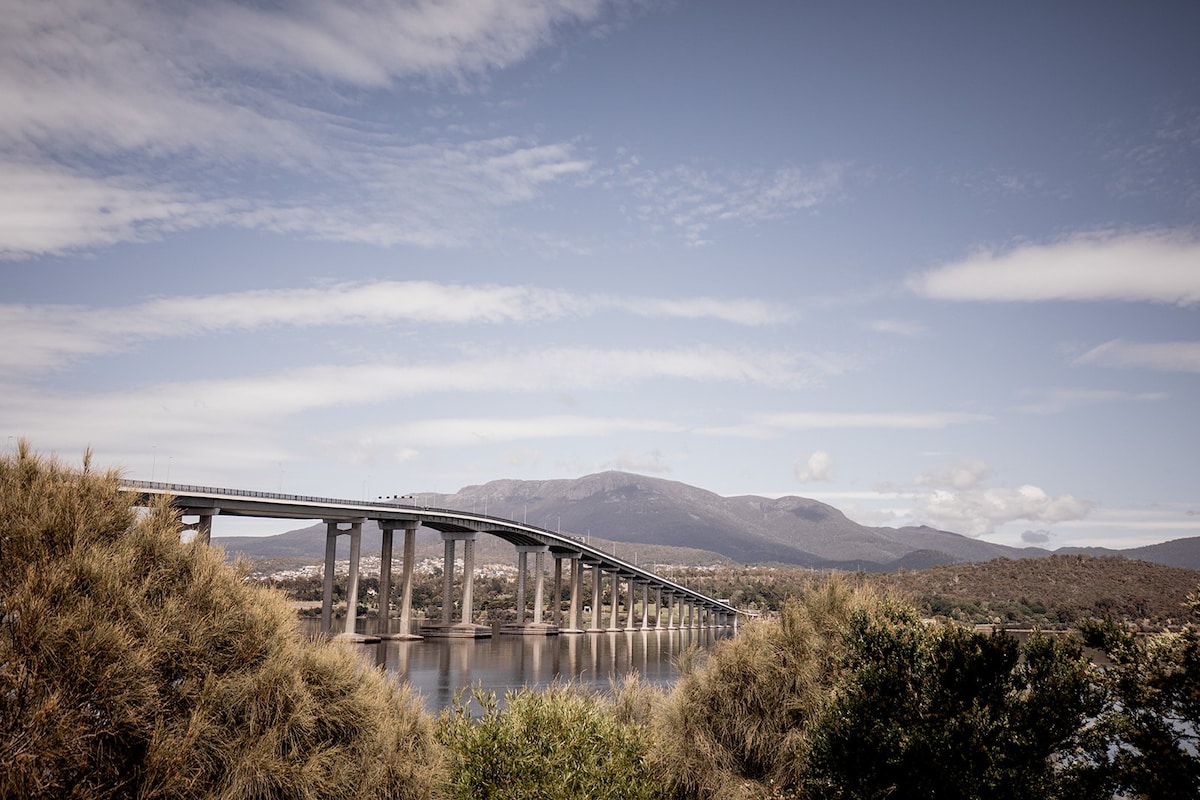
[437,680,666,800]
[0,443,444,799]
[651,579,888,799]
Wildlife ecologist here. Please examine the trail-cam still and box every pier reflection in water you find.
[367,628,730,712]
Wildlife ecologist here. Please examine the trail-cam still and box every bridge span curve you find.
[121,480,739,641]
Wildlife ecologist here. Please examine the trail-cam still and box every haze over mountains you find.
[217,471,1200,572]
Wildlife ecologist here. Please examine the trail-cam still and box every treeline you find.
[662,557,1200,629]
[3,446,1199,799]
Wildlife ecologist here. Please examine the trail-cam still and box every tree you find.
[1073,617,1200,799]
[0,444,444,799]
[803,609,1102,799]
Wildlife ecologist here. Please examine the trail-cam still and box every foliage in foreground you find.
[436,677,664,800]
[0,444,443,799]
[656,581,1120,800]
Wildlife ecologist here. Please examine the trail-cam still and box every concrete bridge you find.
[121,480,739,641]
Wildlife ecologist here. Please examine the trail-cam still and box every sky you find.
[2,0,1199,550]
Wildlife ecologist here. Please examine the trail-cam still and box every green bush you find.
[0,444,444,799]
[1072,619,1200,798]
[803,609,1101,799]
[437,681,664,800]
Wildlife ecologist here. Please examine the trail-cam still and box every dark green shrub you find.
[803,612,1101,799]
[1072,619,1200,799]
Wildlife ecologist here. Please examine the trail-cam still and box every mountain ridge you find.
[214,470,1199,572]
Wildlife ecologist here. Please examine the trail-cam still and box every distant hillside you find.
[213,471,1200,573]
[876,554,1200,627]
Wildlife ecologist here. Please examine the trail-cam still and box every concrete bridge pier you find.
[588,563,605,632]
[640,582,651,629]
[180,508,218,545]
[607,572,622,631]
[654,586,664,629]
[422,531,490,638]
[378,521,421,640]
[551,554,564,627]
[564,555,585,633]
[317,518,378,643]
[503,545,556,635]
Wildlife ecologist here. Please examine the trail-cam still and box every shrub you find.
[1073,618,1200,798]
[0,444,444,799]
[803,610,1102,799]
[437,681,664,800]
[652,579,884,799]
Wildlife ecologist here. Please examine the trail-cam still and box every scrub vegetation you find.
[0,444,443,799]
[3,444,1197,799]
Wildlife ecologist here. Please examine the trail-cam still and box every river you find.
[325,625,731,713]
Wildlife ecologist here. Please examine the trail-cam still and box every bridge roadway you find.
[121,480,739,641]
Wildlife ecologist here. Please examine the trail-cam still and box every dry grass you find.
[0,442,444,799]
[650,579,891,799]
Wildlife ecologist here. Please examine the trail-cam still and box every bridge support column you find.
[607,572,621,631]
[380,521,421,640]
[588,564,604,632]
[378,525,393,637]
[641,582,650,629]
[515,549,529,623]
[423,531,489,638]
[195,510,216,545]
[320,522,338,634]
[551,555,564,627]
[533,550,546,623]
[440,538,456,626]
[565,556,584,633]
[655,586,664,629]
[341,519,369,640]
[503,545,554,635]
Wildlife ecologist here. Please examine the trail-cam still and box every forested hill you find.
[876,554,1200,627]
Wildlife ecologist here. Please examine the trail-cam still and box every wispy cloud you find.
[908,230,1200,305]
[0,1,621,258]
[700,410,992,438]
[0,281,794,375]
[618,159,847,246]
[358,415,681,449]
[867,319,926,337]
[1,344,834,448]
[1077,340,1200,373]
[1016,386,1169,414]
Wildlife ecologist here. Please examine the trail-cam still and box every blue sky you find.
[2,0,1198,549]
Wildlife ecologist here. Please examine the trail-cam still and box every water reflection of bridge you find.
[122,481,739,641]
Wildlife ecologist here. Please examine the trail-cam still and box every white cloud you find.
[916,484,1093,537]
[1076,340,1200,373]
[1021,529,1052,544]
[795,450,833,483]
[0,162,240,259]
[701,410,992,438]
[908,230,1200,305]
[916,458,990,490]
[0,281,792,375]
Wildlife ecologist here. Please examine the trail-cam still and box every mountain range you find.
[215,471,1200,572]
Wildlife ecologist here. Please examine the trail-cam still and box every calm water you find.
[310,621,730,712]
